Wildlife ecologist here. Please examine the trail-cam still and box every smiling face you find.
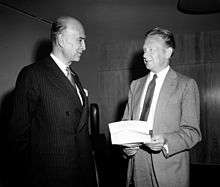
[143,35,172,73]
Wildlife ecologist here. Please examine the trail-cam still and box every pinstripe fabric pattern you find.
[10,57,96,187]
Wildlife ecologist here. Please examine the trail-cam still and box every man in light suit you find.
[122,27,201,187]
[9,16,96,187]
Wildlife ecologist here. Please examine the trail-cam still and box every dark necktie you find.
[68,67,87,106]
[139,74,157,121]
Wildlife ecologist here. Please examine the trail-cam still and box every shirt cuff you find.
[162,141,169,158]
[163,143,169,153]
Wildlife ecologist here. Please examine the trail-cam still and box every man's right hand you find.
[122,143,140,157]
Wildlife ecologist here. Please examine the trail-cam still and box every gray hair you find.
[145,27,176,56]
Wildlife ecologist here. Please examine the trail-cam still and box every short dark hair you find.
[50,17,67,44]
[145,27,176,56]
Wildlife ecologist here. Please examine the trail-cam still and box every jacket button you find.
[66,111,70,116]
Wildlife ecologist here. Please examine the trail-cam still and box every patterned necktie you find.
[66,66,76,88]
[140,74,157,121]
[67,67,86,106]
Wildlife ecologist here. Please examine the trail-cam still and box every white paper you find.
[108,120,152,145]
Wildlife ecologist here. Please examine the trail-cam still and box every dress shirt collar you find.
[149,65,170,80]
[50,53,69,76]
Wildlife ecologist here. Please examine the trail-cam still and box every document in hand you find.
[108,120,152,145]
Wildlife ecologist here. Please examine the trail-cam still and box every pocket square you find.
[83,88,88,96]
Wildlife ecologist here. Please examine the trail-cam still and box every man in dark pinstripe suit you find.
[9,16,96,187]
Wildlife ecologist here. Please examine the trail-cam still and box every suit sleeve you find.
[163,79,201,157]
[9,67,39,154]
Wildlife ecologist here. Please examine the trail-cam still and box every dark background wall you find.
[1,0,220,186]
[1,0,220,103]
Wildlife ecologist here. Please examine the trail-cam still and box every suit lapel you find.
[44,57,81,102]
[132,76,148,120]
[70,69,89,132]
[43,57,89,133]
[70,68,87,105]
[77,96,89,133]
[153,68,177,132]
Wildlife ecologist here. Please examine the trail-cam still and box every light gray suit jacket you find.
[123,67,201,187]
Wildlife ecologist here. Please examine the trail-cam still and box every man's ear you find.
[57,33,64,48]
[165,47,173,59]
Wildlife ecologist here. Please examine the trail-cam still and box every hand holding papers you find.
[122,144,140,157]
[108,120,152,145]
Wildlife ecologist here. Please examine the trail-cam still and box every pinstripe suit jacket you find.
[10,56,96,187]
[123,68,201,187]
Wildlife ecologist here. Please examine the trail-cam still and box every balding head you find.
[51,16,84,44]
[51,16,86,65]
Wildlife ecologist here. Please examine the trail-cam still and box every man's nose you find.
[81,40,86,51]
[143,52,147,59]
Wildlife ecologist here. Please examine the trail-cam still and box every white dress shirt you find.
[50,53,83,105]
[138,65,170,130]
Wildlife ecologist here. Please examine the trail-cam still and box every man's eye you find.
[144,48,152,53]
[79,39,84,42]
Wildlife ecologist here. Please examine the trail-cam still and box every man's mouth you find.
[144,58,152,64]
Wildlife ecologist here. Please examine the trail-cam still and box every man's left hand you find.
[144,134,166,151]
